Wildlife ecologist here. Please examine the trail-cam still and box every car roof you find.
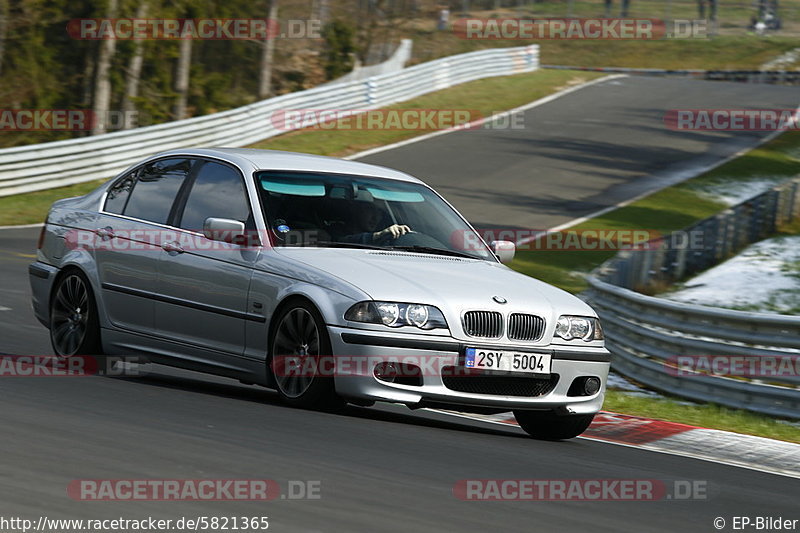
[152,148,425,184]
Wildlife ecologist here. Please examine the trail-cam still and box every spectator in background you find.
[438,7,449,31]
[697,0,718,23]
[604,0,630,18]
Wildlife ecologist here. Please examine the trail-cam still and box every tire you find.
[513,410,595,440]
[269,300,342,410]
[49,270,106,374]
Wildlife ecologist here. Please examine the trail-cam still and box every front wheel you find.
[269,301,342,410]
[513,410,595,440]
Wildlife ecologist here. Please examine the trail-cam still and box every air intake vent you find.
[441,368,559,397]
[462,311,503,338]
[508,313,546,341]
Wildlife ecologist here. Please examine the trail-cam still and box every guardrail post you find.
[525,45,539,71]
[364,78,377,106]
[434,61,452,91]
[789,179,800,221]
[674,242,688,280]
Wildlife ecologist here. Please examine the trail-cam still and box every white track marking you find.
[0,223,43,230]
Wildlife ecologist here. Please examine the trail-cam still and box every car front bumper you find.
[329,326,610,414]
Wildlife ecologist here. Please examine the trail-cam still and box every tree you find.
[0,0,8,76]
[121,1,149,129]
[91,0,119,135]
[173,26,192,120]
[322,20,355,80]
[258,0,278,99]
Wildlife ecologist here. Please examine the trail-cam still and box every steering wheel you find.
[375,230,445,248]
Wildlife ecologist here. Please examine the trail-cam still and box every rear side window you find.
[178,161,251,232]
[123,158,193,224]
[104,172,136,214]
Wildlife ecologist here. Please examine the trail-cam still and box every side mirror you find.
[490,240,515,264]
[203,217,246,244]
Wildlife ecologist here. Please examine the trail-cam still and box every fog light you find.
[583,377,601,395]
[374,362,398,383]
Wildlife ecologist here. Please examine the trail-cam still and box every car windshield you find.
[256,171,493,260]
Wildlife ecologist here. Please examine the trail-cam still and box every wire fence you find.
[595,177,800,291]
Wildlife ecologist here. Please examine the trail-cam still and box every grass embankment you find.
[412,33,800,71]
[604,390,800,443]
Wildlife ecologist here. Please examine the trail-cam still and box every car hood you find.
[276,248,596,338]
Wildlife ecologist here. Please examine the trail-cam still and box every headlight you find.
[554,315,603,342]
[345,301,448,330]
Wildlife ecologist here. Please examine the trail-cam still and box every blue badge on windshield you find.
[277,224,290,233]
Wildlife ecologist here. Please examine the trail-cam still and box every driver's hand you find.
[374,224,412,240]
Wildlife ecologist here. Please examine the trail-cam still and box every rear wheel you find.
[49,271,106,373]
[513,410,595,440]
[269,301,342,410]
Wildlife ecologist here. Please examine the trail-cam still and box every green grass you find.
[249,69,605,157]
[509,130,800,292]
[538,37,800,70]
[604,390,800,443]
[409,27,800,70]
[0,179,107,226]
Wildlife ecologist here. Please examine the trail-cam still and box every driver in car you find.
[338,195,411,245]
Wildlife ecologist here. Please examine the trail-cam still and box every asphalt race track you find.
[1,76,798,532]
[360,76,800,229]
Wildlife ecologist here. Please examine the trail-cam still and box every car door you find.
[93,158,193,333]
[153,158,260,365]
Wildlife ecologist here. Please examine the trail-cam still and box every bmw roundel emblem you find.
[493,296,507,304]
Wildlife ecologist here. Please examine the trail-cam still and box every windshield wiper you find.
[388,245,478,259]
[304,241,388,250]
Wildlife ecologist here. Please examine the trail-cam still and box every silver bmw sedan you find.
[29,148,610,439]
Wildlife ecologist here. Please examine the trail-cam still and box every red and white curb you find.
[435,410,800,479]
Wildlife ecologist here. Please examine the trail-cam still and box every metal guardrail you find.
[586,179,800,418]
[585,277,800,418]
[0,45,539,197]
[543,65,800,85]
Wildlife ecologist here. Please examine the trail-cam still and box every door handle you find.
[96,226,114,240]
[162,241,184,254]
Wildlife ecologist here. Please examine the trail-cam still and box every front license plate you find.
[464,348,551,374]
